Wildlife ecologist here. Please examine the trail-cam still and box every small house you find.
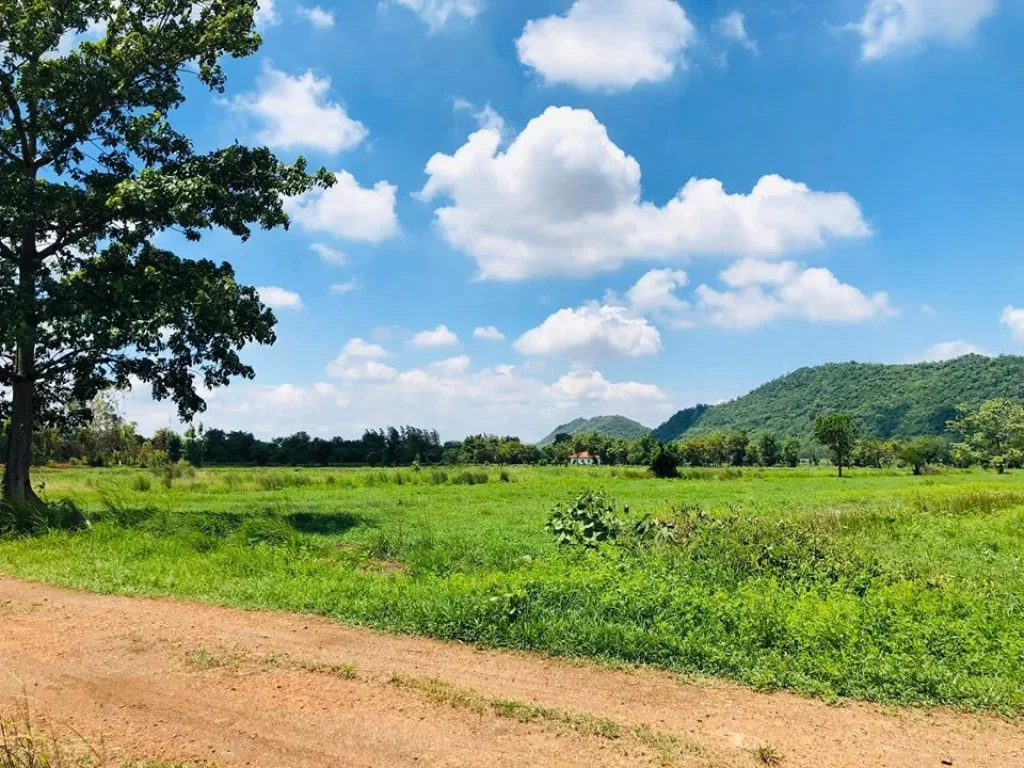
[569,451,601,466]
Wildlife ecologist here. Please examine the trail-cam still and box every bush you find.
[546,490,623,548]
[649,443,679,479]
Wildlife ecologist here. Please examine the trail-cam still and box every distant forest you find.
[653,355,1024,441]
[2,354,1022,469]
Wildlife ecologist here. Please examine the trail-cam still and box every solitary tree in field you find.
[813,413,858,477]
[0,0,331,506]
[948,398,1024,474]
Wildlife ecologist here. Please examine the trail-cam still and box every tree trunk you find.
[838,459,844,478]
[2,348,41,508]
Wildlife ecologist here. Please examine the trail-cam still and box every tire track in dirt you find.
[1,578,1021,767]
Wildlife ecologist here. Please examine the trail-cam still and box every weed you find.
[389,674,622,739]
[546,489,622,548]
[751,744,783,765]
[129,475,152,493]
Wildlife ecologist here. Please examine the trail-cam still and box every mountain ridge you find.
[536,415,651,446]
[653,354,1024,442]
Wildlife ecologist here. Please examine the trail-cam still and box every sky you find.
[110,0,1024,442]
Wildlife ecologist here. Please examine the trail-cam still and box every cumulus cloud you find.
[410,325,460,348]
[1002,306,1024,341]
[517,0,696,90]
[715,11,758,54]
[474,326,506,341]
[695,259,895,329]
[626,269,690,315]
[257,286,304,311]
[515,304,662,359]
[910,341,987,362]
[299,6,335,28]
[852,0,997,60]
[419,107,870,280]
[232,64,367,154]
[120,351,673,442]
[287,171,399,243]
[393,0,483,30]
[327,338,397,381]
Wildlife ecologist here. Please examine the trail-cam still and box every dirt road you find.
[1,577,1020,767]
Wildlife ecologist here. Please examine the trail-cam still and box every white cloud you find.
[299,6,335,28]
[517,0,696,90]
[120,354,673,443]
[430,355,472,374]
[256,0,281,28]
[626,269,690,315]
[1002,306,1024,341]
[715,11,759,54]
[474,326,506,341]
[287,171,399,243]
[327,338,398,381]
[551,369,667,406]
[515,303,662,359]
[257,286,304,311]
[410,325,460,348]
[695,259,895,329]
[911,341,987,362]
[419,107,871,280]
[53,19,108,57]
[394,0,483,30]
[920,303,937,316]
[330,281,360,295]
[852,0,997,61]
[454,99,506,135]
[310,243,347,266]
[233,64,367,154]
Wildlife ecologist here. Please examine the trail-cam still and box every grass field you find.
[2,465,1023,715]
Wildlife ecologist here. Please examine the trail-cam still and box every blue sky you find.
[118,0,1024,441]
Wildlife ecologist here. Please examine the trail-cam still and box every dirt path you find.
[1,578,1020,768]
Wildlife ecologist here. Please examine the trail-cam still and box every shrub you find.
[630,515,678,547]
[649,443,679,479]
[546,490,623,548]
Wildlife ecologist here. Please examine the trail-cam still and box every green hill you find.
[537,415,651,446]
[653,355,1024,442]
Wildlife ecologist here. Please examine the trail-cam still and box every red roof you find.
[570,452,597,459]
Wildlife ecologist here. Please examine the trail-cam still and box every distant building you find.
[569,451,601,466]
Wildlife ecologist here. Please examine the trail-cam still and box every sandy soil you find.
[1,577,1021,767]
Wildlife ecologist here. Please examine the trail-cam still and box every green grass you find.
[2,465,1024,715]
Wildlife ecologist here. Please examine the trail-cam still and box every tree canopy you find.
[0,0,331,503]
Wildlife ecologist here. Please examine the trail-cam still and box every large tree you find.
[0,0,331,505]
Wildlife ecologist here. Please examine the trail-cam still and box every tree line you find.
[3,395,1021,475]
